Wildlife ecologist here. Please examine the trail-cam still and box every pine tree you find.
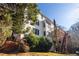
[12,3,39,34]
[26,3,39,24]
[0,5,13,45]
[12,4,27,34]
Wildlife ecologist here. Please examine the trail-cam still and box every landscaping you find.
[0,3,79,56]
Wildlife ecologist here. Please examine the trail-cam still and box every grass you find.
[0,52,75,56]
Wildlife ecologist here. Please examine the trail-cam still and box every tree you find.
[53,19,66,52]
[23,4,39,35]
[12,4,27,34]
[0,5,13,46]
[26,4,39,23]
[12,3,39,34]
[53,19,58,52]
[11,4,39,52]
[0,3,39,52]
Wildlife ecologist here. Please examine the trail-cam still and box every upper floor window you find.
[43,31,46,36]
[43,21,45,27]
[35,29,39,35]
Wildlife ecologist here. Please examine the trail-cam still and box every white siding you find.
[24,12,54,41]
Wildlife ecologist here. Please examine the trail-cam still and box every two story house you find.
[24,10,54,43]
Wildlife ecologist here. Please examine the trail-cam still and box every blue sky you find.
[38,3,79,30]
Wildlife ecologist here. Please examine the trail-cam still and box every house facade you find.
[33,13,54,38]
[0,4,54,42]
[24,10,54,43]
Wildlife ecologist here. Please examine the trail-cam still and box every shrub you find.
[37,37,52,52]
[25,33,52,52]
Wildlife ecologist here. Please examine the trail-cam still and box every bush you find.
[37,37,52,52]
[25,33,52,52]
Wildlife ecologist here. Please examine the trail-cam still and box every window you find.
[36,21,39,26]
[33,28,39,35]
[43,31,46,36]
[43,21,45,27]
[35,29,39,35]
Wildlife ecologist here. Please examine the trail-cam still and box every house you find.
[24,10,54,42]
[24,11,55,51]
[0,4,55,50]
[0,4,54,42]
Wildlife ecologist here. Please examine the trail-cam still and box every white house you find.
[24,10,54,42]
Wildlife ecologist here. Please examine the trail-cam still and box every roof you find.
[39,11,54,24]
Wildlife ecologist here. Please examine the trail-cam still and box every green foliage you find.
[0,3,39,49]
[25,33,52,52]
[25,33,39,46]
[12,3,39,34]
[0,7,13,41]
[37,37,52,52]
[26,4,39,23]
[12,4,27,34]
[2,27,12,38]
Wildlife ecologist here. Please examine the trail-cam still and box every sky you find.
[38,3,79,30]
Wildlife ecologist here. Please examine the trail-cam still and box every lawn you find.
[0,52,76,56]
